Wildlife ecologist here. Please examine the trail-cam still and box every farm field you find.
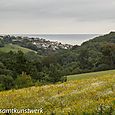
[0,70,115,114]
[0,44,36,53]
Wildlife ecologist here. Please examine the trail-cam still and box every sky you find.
[0,0,115,34]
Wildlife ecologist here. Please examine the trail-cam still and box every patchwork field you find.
[0,70,115,114]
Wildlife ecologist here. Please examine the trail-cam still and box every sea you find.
[3,34,100,45]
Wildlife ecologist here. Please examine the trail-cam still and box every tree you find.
[101,43,115,69]
[15,72,33,88]
[0,39,4,47]
[0,75,14,90]
[77,48,89,70]
[47,64,63,83]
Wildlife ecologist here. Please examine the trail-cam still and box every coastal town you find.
[0,35,73,51]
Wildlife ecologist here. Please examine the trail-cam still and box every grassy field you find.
[67,70,115,80]
[0,44,36,53]
[0,70,115,114]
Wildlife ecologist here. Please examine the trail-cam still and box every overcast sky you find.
[0,0,115,34]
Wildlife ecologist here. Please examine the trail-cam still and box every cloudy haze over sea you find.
[12,34,99,45]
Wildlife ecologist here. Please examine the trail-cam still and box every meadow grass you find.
[67,69,115,80]
[0,44,36,53]
[0,70,115,114]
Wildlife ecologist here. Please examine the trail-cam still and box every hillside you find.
[0,70,115,114]
[81,31,115,45]
[0,44,37,53]
[0,32,115,92]
[0,35,72,55]
[55,32,115,75]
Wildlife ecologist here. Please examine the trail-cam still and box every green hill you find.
[82,31,115,45]
[0,44,37,53]
[56,32,115,75]
[0,70,115,114]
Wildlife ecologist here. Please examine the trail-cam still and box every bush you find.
[15,72,33,89]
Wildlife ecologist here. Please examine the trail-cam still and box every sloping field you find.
[0,44,36,53]
[0,71,115,114]
[67,70,115,80]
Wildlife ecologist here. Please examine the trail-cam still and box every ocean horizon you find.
[2,34,100,45]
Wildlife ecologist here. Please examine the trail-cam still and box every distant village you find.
[0,35,73,50]
[30,37,72,50]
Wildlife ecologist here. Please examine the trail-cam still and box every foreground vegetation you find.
[0,71,115,114]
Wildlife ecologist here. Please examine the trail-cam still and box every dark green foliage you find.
[0,50,66,91]
[0,38,5,47]
[47,64,63,83]
[0,75,14,90]
[101,43,115,69]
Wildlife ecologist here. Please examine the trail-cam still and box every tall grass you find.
[0,70,115,114]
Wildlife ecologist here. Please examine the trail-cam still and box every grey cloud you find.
[0,0,115,20]
[0,0,115,33]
